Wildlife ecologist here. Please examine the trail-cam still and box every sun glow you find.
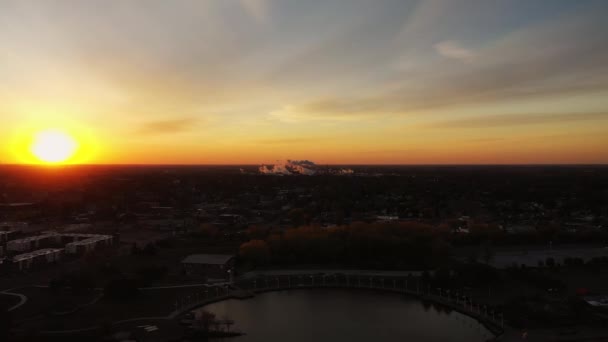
[29,129,79,164]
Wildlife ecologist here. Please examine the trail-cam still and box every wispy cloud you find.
[136,117,199,135]
[430,112,608,128]
[255,137,316,144]
[240,0,271,24]
[434,40,476,62]
[268,104,376,123]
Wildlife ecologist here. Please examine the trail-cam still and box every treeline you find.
[239,222,452,269]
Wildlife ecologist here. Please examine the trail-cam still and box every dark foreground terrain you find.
[1,165,607,341]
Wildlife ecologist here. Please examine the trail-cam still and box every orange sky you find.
[2,0,608,165]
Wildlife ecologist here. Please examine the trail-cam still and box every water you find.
[199,289,493,342]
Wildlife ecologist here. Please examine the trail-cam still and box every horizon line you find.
[1,163,607,167]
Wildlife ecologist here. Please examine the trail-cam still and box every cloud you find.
[434,40,475,62]
[275,7,608,121]
[269,99,392,123]
[462,137,506,143]
[136,117,199,135]
[240,0,271,24]
[256,137,316,144]
[429,112,608,128]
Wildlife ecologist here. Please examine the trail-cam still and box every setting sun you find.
[30,130,78,164]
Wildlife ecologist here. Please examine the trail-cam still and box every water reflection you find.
[199,289,493,342]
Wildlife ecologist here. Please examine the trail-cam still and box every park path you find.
[0,288,28,311]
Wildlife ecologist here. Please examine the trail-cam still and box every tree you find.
[198,310,217,332]
[68,271,96,293]
[0,311,11,341]
[199,224,219,238]
[136,265,168,286]
[288,208,309,227]
[482,241,495,265]
[142,243,158,256]
[239,240,271,266]
[104,278,140,301]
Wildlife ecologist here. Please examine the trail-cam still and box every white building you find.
[65,235,113,255]
[12,248,63,271]
[0,230,19,244]
[7,233,60,253]
[0,222,27,232]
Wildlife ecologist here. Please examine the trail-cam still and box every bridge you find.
[172,272,506,339]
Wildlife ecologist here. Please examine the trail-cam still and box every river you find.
[199,289,494,342]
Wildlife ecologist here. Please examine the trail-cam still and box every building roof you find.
[181,254,234,265]
[67,235,112,246]
[13,248,63,262]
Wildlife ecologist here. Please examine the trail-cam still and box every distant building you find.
[12,248,63,271]
[65,235,113,255]
[376,215,399,222]
[0,222,27,232]
[0,230,19,244]
[181,254,235,281]
[7,234,60,253]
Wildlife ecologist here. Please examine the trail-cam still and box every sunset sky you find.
[2,0,608,164]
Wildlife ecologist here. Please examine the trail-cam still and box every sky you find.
[1,0,608,164]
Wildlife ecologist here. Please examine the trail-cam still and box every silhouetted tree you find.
[239,240,271,266]
[0,310,11,341]
[104,278,140,301]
